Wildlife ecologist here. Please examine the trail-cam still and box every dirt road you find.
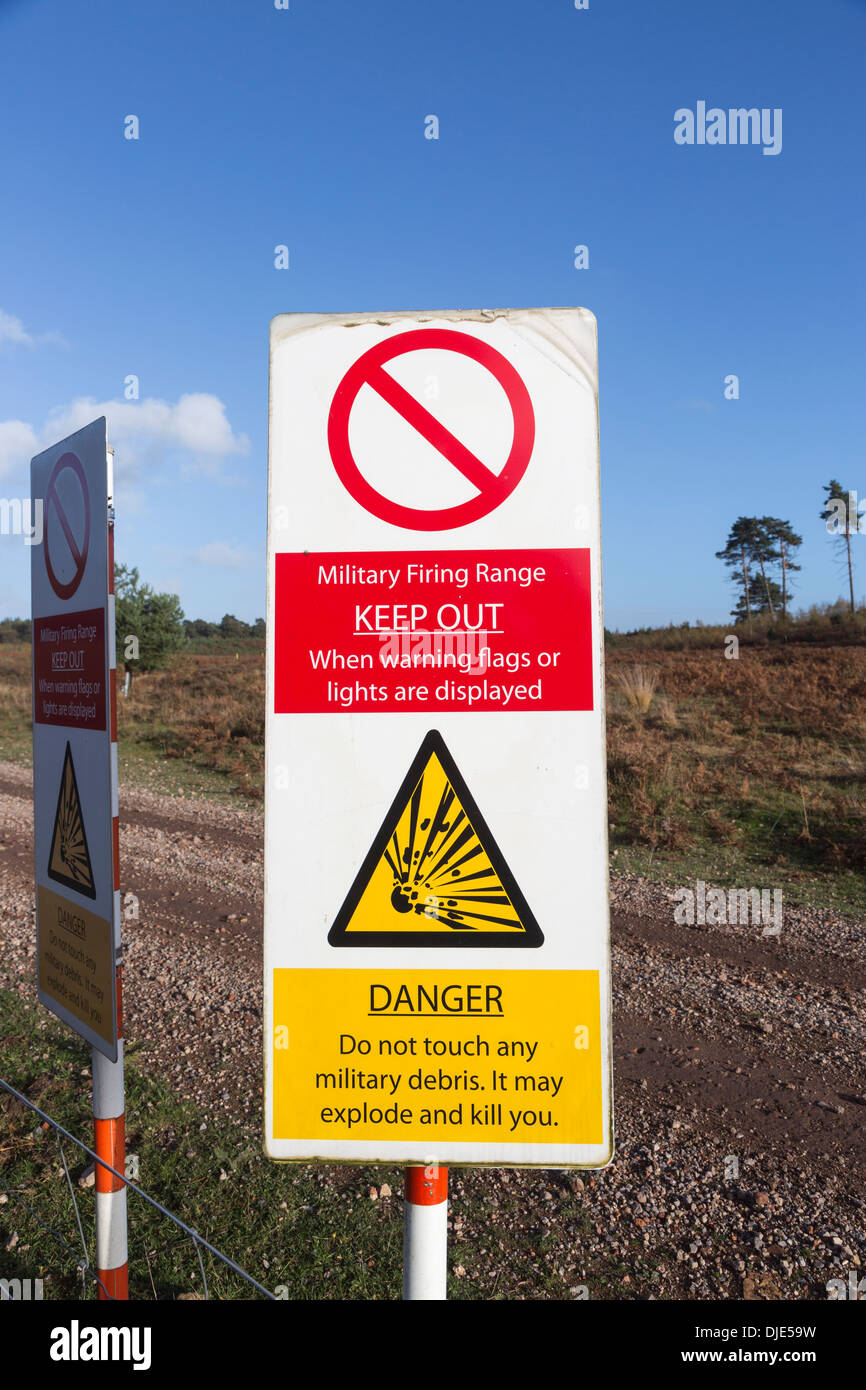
[1,760,863,1299]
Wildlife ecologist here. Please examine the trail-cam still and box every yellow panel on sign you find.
[272,969,602,1147]
[37,885,114,1047]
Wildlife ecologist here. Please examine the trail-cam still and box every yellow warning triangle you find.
[47,742,96,899]
[329,730,543,948]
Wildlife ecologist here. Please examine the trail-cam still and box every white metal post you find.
[403,1165,448,1300]
[92,1041,127,1298]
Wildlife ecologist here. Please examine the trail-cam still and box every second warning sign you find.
[31,417,117,1060]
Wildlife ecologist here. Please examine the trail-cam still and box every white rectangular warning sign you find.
[265,308,612,1166]
[31,417,118,1059]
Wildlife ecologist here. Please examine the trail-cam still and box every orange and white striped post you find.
[402,1165,448,1300]
[93,447,128,1300]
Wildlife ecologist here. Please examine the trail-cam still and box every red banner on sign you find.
[33,608,107,730]
[274,549,593,713]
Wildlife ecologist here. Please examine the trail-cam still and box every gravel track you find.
[1,760,863,1300]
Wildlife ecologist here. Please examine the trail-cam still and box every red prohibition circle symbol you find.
[327,328,535,530]
[44,452,90,600]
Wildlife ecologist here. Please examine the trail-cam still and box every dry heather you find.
[0,647,265,792]
[0,647,31,714]
[605,644,866,882]
[118,654,266,793]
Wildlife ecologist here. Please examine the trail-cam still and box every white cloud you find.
[0,309,66,349]
[46,394,249,465]
[0,311,31,346]
[193,541,250,570]
[0,393,250,482]
[172,394,247,456]
[0,419,39,479]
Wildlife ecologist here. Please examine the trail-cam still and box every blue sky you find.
[0,0,863,629]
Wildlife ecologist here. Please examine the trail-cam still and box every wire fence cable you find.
[0,1075,277,1301]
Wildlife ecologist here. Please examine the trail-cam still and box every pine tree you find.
[750,520,780,621]
[731,574,783,623]
[760,517,802,620]
[819,481,857,616]
[716,518,761,629]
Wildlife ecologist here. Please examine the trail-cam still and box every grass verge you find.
[0,990,403,1300]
